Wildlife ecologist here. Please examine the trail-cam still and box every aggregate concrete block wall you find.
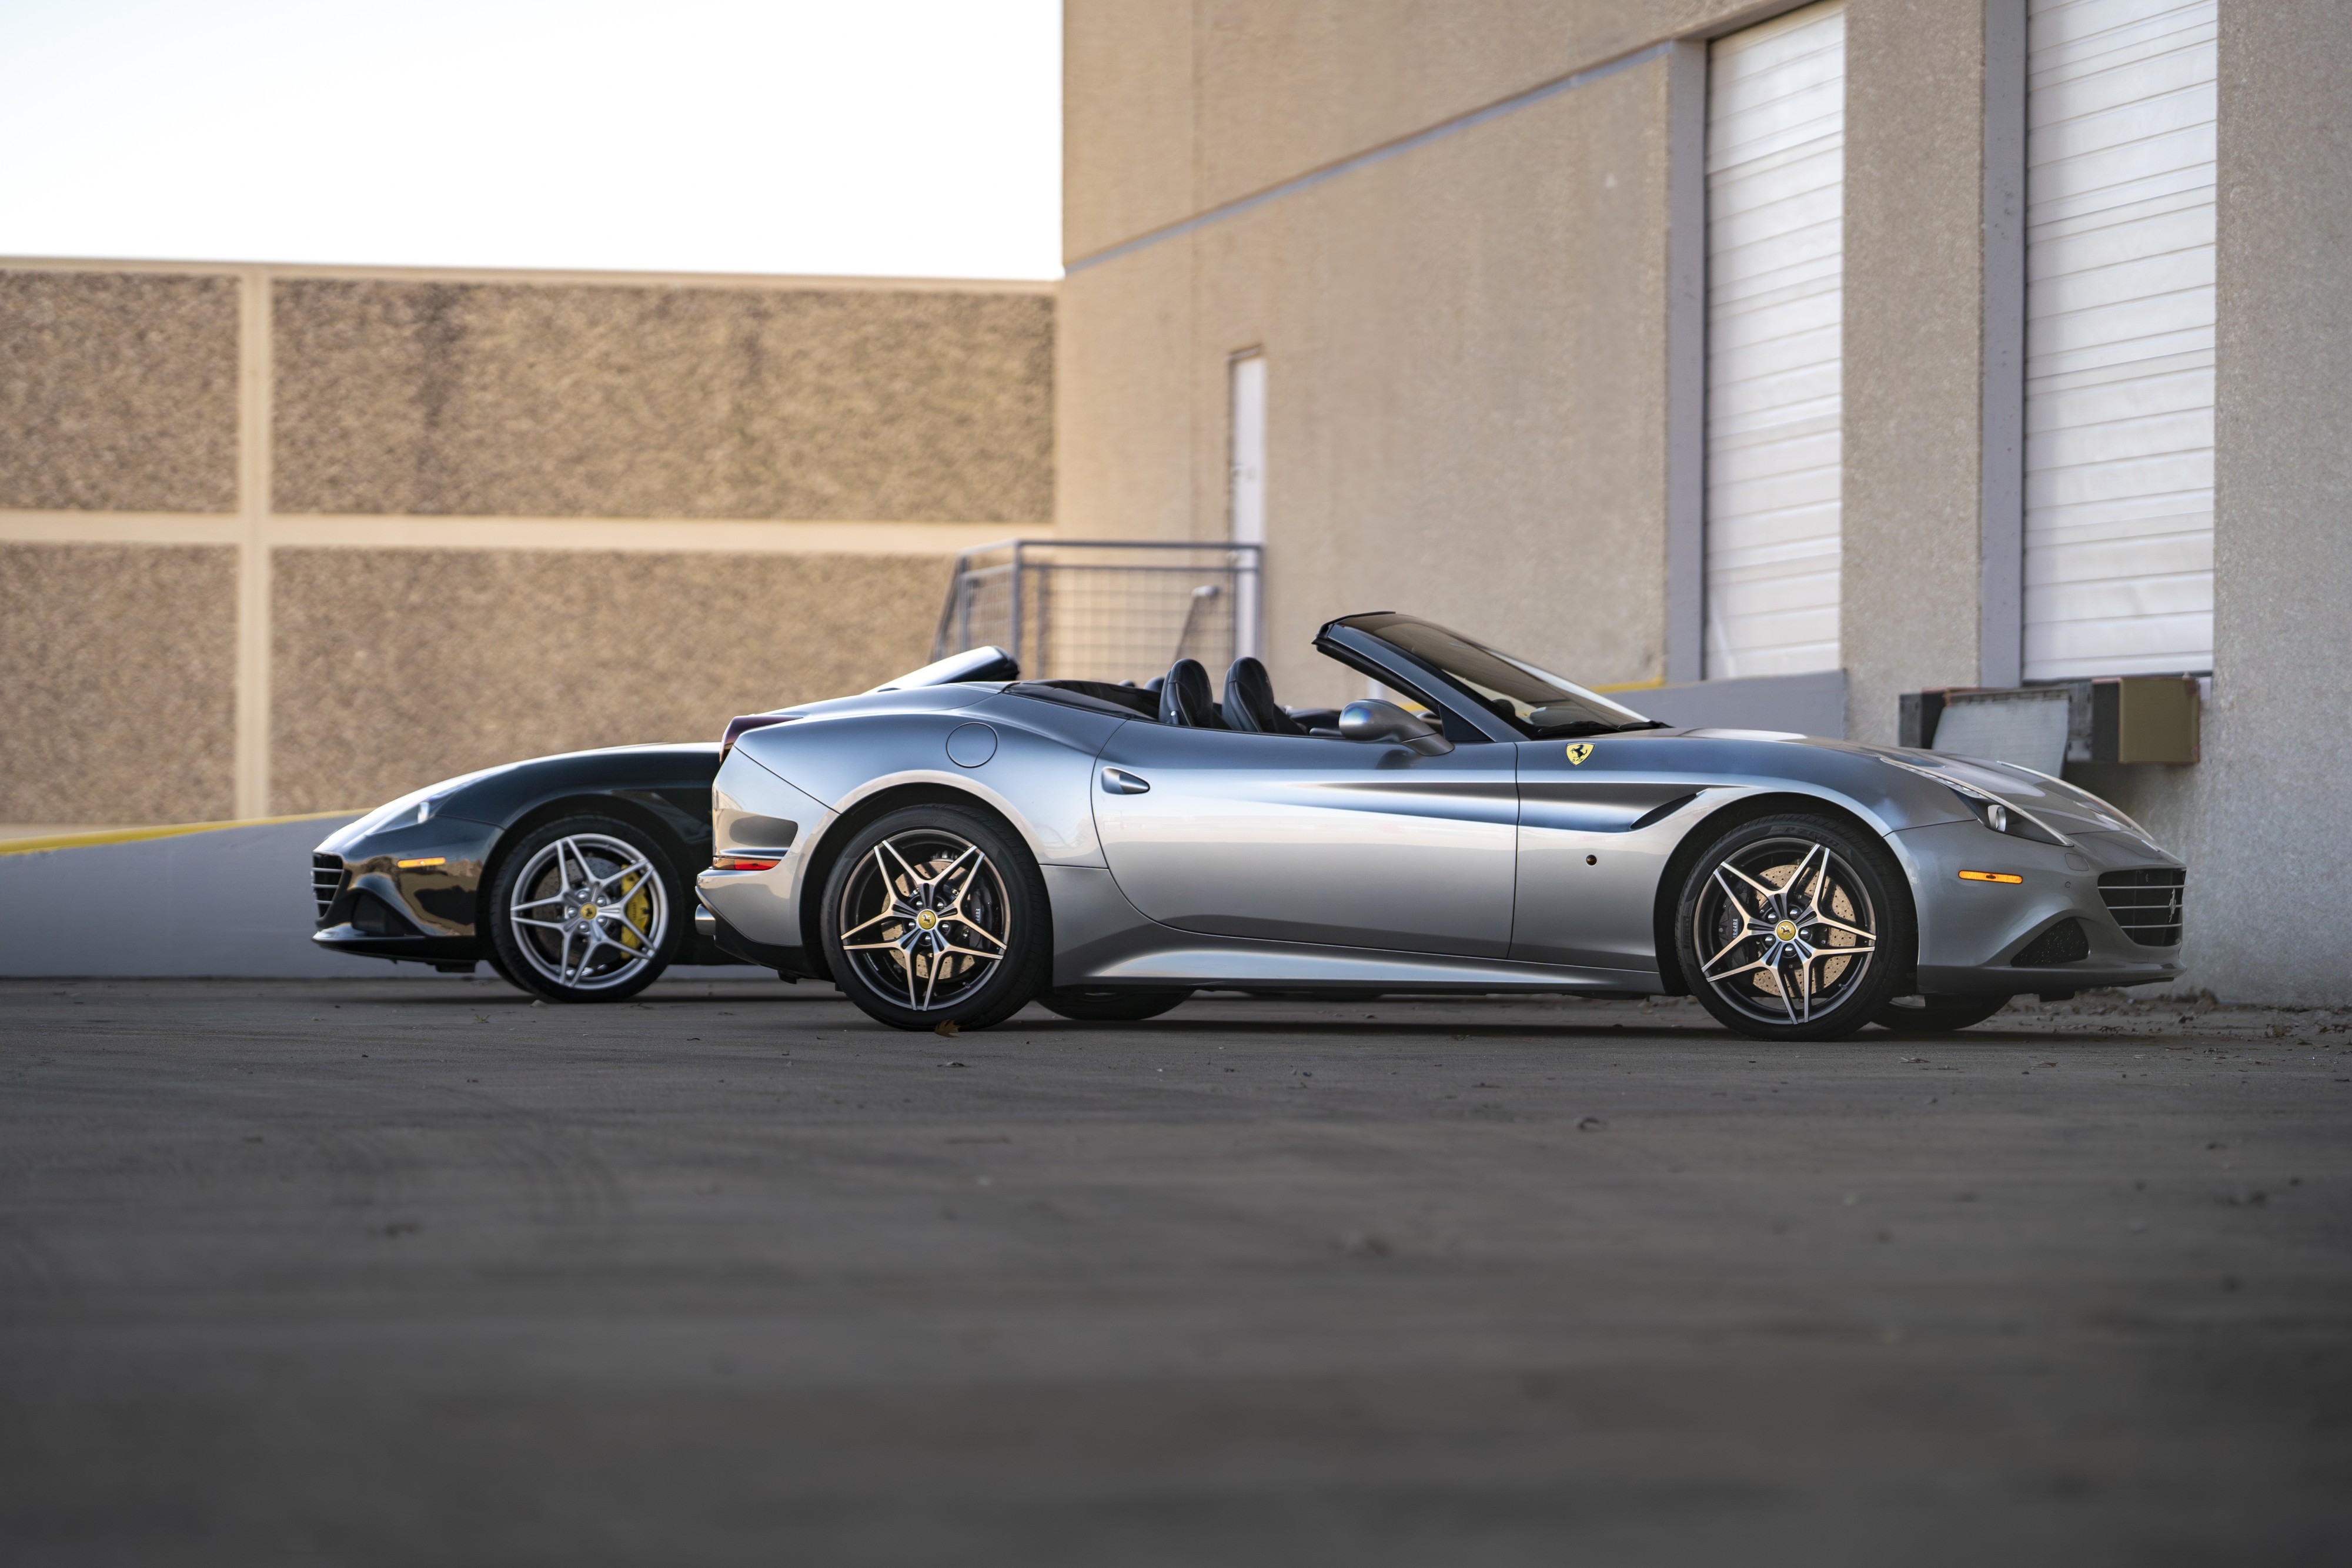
[0,270,239,513]
[0,543,238,823]
[3,260,1054,833]
[272,281,1054,523]
[269,547,949,813]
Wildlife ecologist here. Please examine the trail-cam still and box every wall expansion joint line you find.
[1066,41,1672,273]
[233,268,273,821]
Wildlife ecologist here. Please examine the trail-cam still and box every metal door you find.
[1510,737,1707,972]
[2023,0,2216,678]
[1093,727,1518,958]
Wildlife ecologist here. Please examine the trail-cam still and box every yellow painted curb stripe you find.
[0,810,361,858]
[1592,676,1668,694]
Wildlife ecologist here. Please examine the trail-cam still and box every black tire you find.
[1872,993,2011,1034]
[1036,987,1191,1022]
[1673,811,1912,1042]
[817,804,1050,1032]
[485,814,684,1003]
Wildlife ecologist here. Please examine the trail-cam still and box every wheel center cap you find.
[1773,919,1798,943]
[916,910,938,930]
[580,904,599,920]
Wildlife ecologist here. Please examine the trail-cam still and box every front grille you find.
[2099,868,2184,947]
[312,853,345,920]
[2013,918,2090,967]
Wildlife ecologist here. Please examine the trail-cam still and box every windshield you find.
[1337,613,1657,738]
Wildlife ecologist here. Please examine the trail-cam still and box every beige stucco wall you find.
[1061,7,1778,707]
[1838,0,1990,744]
[2081,0,2352,1005]
[0,543,238,823]
[1210,61,1678,707]
[273,280,1053,522]
[1068,1,1777,262]
[0,272,239,513]
[270,548,946,813]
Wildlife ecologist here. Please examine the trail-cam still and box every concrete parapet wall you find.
[270,547,943,813]
[0,260,1056,827]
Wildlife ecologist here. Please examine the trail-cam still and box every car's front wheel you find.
[486,815,683,1002]
[817,805,1051,1032]
[1673,811,1911,1042]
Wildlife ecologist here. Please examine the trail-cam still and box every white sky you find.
[0,0,1061,279]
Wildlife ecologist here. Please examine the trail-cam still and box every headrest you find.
[1159,658,1221,727]
[1223,656,1304,735]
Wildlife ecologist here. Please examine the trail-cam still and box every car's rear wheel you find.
[1872,993,2010,1034]
[1035,987,1190,1022]
[487,815,681,1002]
[818,805,1050,1032]
[1674,811,1910,1042]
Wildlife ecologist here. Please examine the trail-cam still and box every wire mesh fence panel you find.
[933,541,1262,685]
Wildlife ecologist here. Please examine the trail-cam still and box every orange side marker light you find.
[1958,869,2023,885]
[396,857,447,870]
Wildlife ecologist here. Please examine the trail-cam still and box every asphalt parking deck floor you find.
[3,979,2347,1566]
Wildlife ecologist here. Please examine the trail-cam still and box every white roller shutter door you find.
[1704,1,1846,681]
[2023,0,2216,679]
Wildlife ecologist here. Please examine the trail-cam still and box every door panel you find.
[1094,727,1518,958]
[1511,738,1702,971]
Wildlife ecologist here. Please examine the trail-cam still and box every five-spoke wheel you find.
[819,805,1050,1031]
[487,816,680,1002]
[1675,813,1909,1041]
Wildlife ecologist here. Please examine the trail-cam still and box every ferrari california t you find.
[696,613,2185,1042]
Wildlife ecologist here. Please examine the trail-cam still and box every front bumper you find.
[311,816,498,967]
[1894,820,2184,995]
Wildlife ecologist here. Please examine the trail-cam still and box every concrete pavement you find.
[2,979,2347,1564]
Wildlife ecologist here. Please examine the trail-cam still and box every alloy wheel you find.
[506,833,669,992]
[1690,834,1879,1027]
[834,829,1011,1012]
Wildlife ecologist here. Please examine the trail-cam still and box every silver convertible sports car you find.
[696,613,2186,1042]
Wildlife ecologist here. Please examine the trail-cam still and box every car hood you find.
[320,743,721,853]
[1849,743,2164,850]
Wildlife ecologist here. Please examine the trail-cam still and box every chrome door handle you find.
[1101,767,1151,795]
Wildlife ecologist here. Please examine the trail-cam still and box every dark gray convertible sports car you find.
[694,613,2185,1041]
[310,744,746,1000]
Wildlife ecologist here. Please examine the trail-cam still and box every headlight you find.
[1956,792,2066,845]
[1879,755,2070,846]
[347,768,499,838]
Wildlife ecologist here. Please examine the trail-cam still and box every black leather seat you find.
[1158,658,1224,727]
[1222,657,1306,735]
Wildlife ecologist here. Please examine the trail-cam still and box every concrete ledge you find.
[1629,668,1848,738]
[0,813,766,980]
[0,815,377,977]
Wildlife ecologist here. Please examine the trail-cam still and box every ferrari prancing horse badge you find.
[1565,743,1593,765]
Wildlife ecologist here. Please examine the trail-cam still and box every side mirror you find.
[1338,698,1454,755]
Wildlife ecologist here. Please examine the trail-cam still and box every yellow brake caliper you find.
[619,868,651,951]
